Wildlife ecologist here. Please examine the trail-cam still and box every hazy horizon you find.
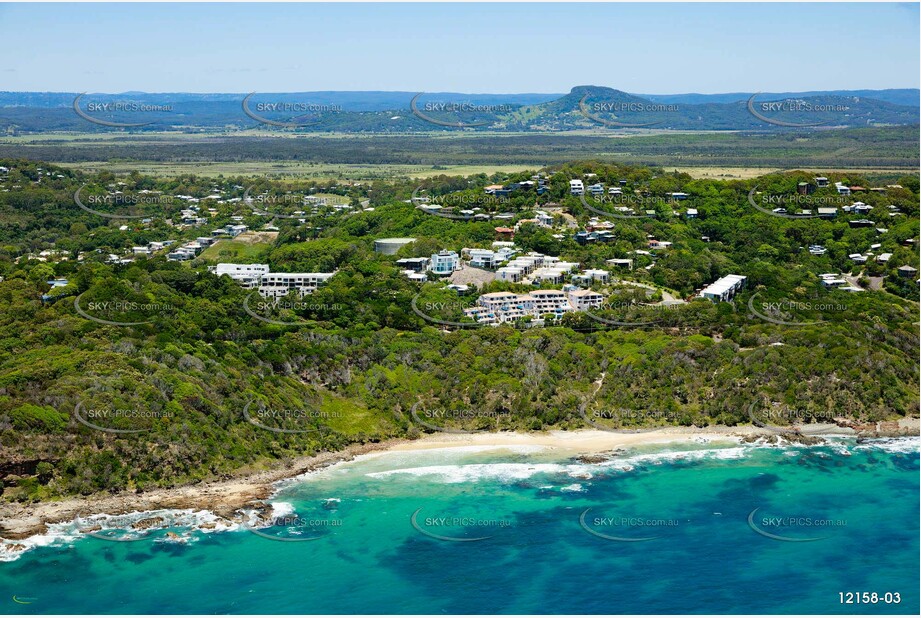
[2,87,920,95]
[1,3,918,93]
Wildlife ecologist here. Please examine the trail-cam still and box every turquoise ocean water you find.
[1,436,918,615]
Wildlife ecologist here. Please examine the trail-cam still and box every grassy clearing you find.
[57,160,914,182]
[198,236,275,263]
[56,160,540,180]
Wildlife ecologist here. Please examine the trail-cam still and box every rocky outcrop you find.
[836,418,920,438]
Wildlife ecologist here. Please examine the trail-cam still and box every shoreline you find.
[1,422,917,546]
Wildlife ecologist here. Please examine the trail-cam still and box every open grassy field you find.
[55,160,540,180]
[668,166,918,180]
[2,126,916,181]
[197,233,277,263]
[55,160,916,182]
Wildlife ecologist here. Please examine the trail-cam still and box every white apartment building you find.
[699,274,747,302]
[496,266,524,283]
[258,272,337,299]
[567,289,605,311]
[464,289,605,325]
[466,247,516,269]
[212,263,271,289]
[572,269,610,286]
[535,211,554,227]
[569,179,585,195]
[429,250,461,275]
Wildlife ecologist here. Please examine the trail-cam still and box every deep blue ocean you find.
[2,436,918,614]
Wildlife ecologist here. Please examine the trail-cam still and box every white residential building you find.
[212,263,271,288]
[569,179,584,195]
[699,274,747,302]
[466,248,501,269]
[535,211,554,227]
[572,269,610,285]
[496,266,524,283]
[819,273,862,292]
[396,257,429,272]
[606,258,634,270]
[567,289,605,311]
[464,289,606,325]
[429,250,461,275]
[403,270,428,282]
[587,183,605,196]
[258,272,336,299]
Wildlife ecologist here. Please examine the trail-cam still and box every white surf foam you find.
[0,508,239,562]
[853,435,920,454]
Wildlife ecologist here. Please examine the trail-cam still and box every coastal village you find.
[3,164,915,326]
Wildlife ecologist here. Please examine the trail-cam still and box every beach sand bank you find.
[2,420,915,544]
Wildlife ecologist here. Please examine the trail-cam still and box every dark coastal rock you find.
[741,433,779,444]
[132,517,165,531]
[782,433,824,446]
[839,418,918,438]
[575,454,609,464]
[574,449,624,464]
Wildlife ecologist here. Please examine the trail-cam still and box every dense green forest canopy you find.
[0,158,917,502]
[1,125,918,169]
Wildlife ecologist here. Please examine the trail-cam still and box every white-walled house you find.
[699,275,747,302]
[567,289,605,311]
[576,269,610,285]
[463,289,606,325]
[212,263,271,288]
[258,272,336,299]
[429,250,461,275]
[496,266,524,283]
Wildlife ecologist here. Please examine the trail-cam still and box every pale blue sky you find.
[0,3,918,93]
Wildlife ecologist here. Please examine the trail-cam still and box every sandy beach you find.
[2,421,915,544]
